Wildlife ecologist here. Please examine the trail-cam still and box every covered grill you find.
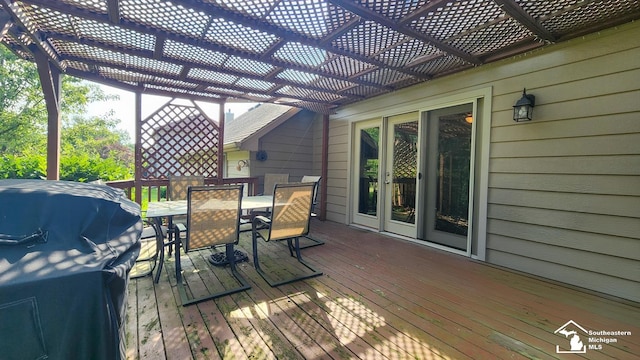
[0,180,141,360]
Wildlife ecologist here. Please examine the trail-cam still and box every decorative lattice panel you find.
[140,102,219,179]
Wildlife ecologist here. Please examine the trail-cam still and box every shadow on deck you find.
[125,220,639,359]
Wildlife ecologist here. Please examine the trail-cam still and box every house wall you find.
[252,111,316,193]
[224,150,251,178]
[326,22,640,302]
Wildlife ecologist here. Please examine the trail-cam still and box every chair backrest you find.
[185,184,243,252]
[300,175,321,183]
[300,175,321,210]
[169,175,204,200]
[263,173,289,195]
[263,182,315,242]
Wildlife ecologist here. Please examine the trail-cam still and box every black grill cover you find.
[0,180,142,360]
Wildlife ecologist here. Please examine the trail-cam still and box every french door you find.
[351,103,475,253]
[420,103,474,251]
[383,112,420,238]
[352,120,381,228]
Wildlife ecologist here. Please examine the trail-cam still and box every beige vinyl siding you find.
[324,120,349,222]
[329,21,640,301]
[252,112,315,193]
[485,23,640,302]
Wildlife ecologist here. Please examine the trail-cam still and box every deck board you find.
[125,220,640,359]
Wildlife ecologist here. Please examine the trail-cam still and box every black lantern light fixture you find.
[513,88,535,122]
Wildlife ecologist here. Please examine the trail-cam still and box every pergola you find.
[1,0,639,183]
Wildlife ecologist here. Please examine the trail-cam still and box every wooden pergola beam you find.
[33,49,61,180]
[328,0,481,65]
[0,9,12,38]
[29,0,391,91]
[494,0,556,42]
[106,0,120,24]
[50,36,363,101]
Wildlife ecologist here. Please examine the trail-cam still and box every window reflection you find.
[435,115,472,236]
[358,127,379,216]
[391,122,418,224]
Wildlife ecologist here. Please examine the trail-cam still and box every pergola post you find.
[218,99,226,183]
[134,91,142,205]
[320,113,329,221]
[34,51,62,180]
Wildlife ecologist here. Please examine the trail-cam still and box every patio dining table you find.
[146,195,273,218]
[145,194,273,282]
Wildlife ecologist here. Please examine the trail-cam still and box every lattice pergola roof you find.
[1,0,639,114]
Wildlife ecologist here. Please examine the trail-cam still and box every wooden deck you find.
[125,220,639,359]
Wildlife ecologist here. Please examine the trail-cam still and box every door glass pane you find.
[358,127,379,216]
[435,115,472,235]
[392,121,418,223]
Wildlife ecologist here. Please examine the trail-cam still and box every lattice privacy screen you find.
[140,101,219,179]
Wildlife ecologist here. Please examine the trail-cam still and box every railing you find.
[106,177,259,215]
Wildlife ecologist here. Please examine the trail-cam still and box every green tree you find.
[0,46,46,153]
[0,45,133,180]
[61,116,134,180]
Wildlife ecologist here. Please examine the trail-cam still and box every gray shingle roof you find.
[224,103,298,146]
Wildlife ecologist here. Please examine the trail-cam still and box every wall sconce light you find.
[235,159,249,171]
[513,88,535,122]
[464,113,473,124]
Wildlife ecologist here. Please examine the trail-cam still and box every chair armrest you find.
[238,217,252,233]
[142,219,167,238]
[252,215,271,226]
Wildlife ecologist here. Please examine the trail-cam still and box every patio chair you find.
[301,175,321,214]
[251,173,289,218]
[169,175,205,205]
[130,219,166,280]
[173,184,251,306]
[262,173,289,195]
[167,175,204,252]
[251,182,323,287]
[299,175,325,249]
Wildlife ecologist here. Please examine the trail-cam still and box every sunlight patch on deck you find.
[228,292,309,320]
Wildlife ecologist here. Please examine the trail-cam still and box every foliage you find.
[0,45,134,181]
[0,153,46,179]
[0,46,45,153]
[60,153,131,182]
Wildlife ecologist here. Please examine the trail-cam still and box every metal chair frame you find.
[130,220,164,280]
[174,184,250,306]
[251,182,323,287]
[299,175,325,249]
[166,175,204,256]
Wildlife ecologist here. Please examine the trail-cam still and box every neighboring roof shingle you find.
[224,103,298,146]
